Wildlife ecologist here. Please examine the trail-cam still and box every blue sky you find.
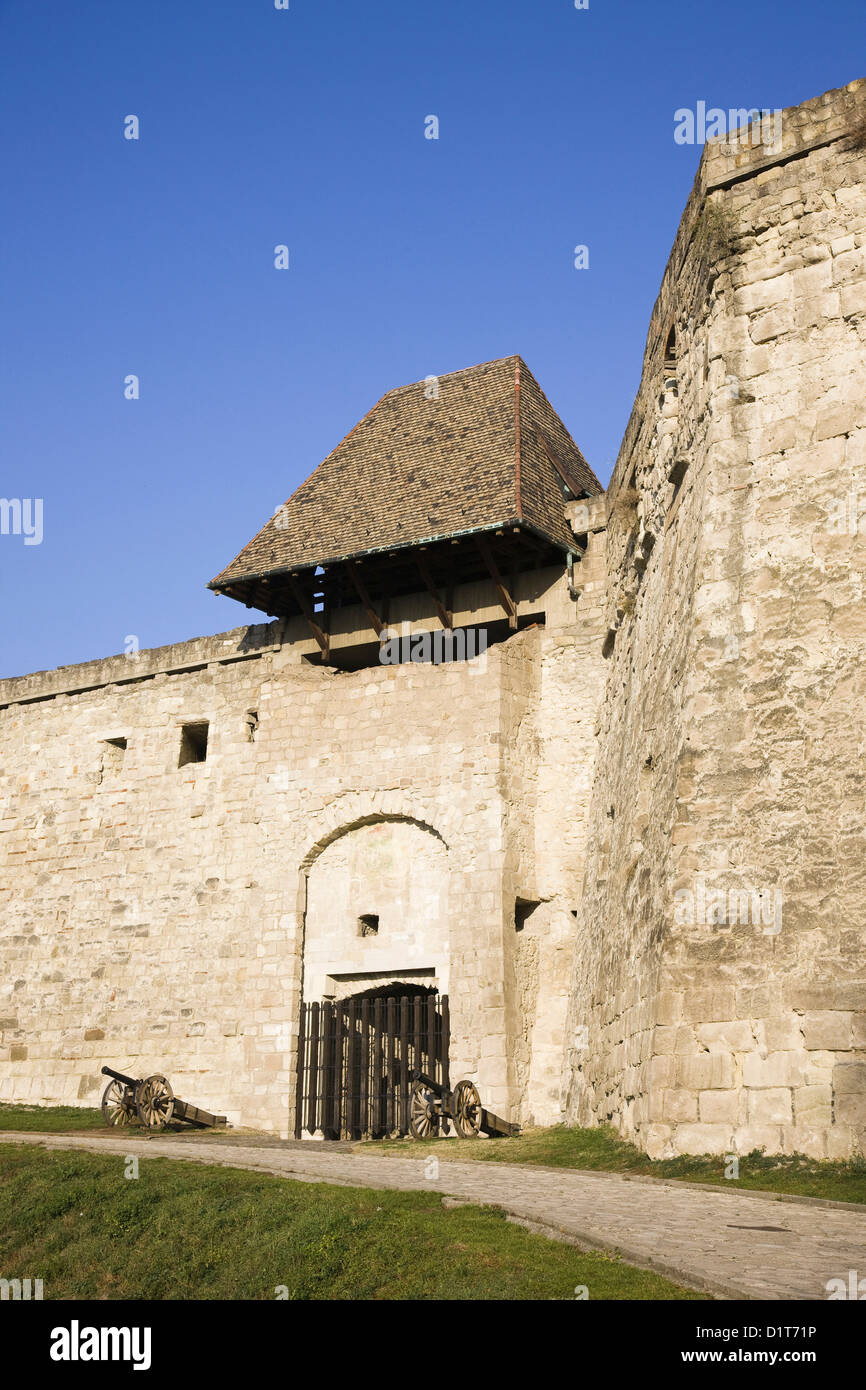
[1,0,862,677]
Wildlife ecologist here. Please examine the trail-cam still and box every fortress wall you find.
[0,622,509,1132]
[0,562,599,1133]
[566,79,866,1158]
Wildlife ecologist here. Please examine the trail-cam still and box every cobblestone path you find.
[5,1132,864,1300]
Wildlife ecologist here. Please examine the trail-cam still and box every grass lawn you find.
[0,1144,701,1300]
[362,1124,866,1205]
[0,1102,104,1132]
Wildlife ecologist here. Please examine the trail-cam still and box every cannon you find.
[407,1070,520,1140]
[100,1066,227,1132]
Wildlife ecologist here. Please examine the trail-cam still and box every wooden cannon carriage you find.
[100,1065,227,1132]
[407,1070,520,1140]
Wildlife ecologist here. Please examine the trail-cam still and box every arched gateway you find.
[296,815,452,1138]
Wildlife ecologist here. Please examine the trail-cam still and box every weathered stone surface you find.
[676,1054,736,1090]
[803,1013,854,1051]
[698,1089,740,1124]
[563,77,866,1159]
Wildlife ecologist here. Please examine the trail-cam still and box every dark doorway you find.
[295,987,449,1140]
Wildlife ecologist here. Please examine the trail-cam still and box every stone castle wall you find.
[0,568,603,1134]
[564,79,866,1158]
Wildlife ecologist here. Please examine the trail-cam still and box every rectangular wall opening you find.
[178,722,209,767]
[101,737,127,776]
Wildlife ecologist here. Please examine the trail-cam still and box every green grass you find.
[362,1124,866,1205]
[0,1102,104,1132]
[0,1144,701,1300]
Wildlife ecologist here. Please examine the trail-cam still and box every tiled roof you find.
[210,355,600,589]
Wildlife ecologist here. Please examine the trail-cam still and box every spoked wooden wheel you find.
[452,1080,482,1138]
[135,1074,175,1131]
[408,1079,439,1140]
[101,1079,137,1127]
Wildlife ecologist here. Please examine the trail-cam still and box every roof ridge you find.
[514,357,523,521]
[383,353,522,398]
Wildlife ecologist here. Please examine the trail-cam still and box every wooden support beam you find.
[252,576,287,620]
[344,560,386,639]
[286,574,330,661]
[475,537,517,629]
[414,554,453,630]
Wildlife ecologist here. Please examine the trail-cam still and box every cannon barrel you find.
[101,1065,140,1088]
[411,1069,445,1096]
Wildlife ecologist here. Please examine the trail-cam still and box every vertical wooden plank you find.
[399,996,410,1134]
[318,1001,328,1137]
[335,1006,341,1145]
[372,996,382,1136]
[331,1002,342,1139]
[413,996,423,1080]
[360,997,370,1139]
[308,1001,319,1135]
[300,1001,308,1136]
[317,1001,326,1137]
[441,994,450,1090]
[355,996,362,1139]
[339,999,347,1141]
[343,997,355,1140]
[307,1004,314,1134]
[333,1002,342,1138]
[341,1000,348,1139]
[427,993,436,1084]
[386,997,396,1134]
[294,1003,306,1139]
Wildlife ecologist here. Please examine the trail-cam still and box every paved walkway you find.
[4,1131,865,1300]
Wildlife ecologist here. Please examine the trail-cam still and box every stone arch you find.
[301,812,447,874]
[299,811,453,1004]
[298,790,461,874]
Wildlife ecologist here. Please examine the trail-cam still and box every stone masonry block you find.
[793,1085,833,1127]
[643,1125,674,1160]
[682,989,737,1024]
[742,1051,808,1088]
[747,1088,792,1124]
[802,1012,854,1050]
[835,1094,866,1128]
[673,1123,733,1157]
[647,1054,674,1088]
[733,1125,784,1157]
[833,1061,866,1094]
[698,1089,740,1124]
[654,991,683,1026]
[662,1088,698,1123]
[763,1016,804,1051]
[652,1026,677,1055]
[675,1053,736,1090]
[779,1126,827,1161]
[696,1020,755,1053]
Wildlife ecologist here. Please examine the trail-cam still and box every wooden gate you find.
[295,989,450,1140]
